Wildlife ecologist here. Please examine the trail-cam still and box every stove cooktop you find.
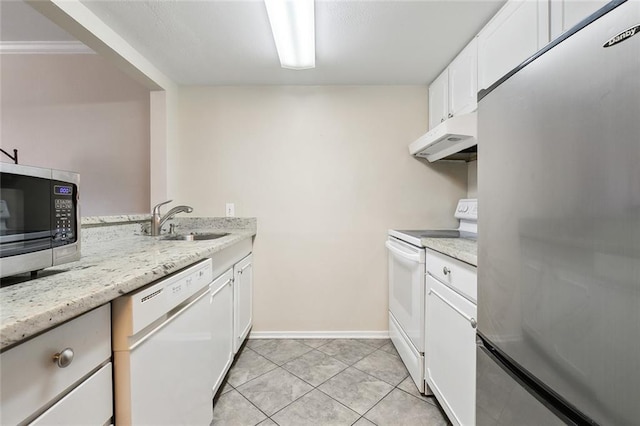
[389,229,477,247]
[389,199,478,247]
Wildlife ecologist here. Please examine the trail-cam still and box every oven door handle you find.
[385,241,421,263]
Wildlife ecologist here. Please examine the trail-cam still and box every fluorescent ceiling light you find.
[265,0,315,70]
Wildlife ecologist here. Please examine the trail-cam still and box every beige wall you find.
[1,54,150,216]
[173,86,467,333]
[467,160,478,198]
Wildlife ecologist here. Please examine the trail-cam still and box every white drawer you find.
[0,305,111,425]
[426,249,477,302]
[30,363,113,425]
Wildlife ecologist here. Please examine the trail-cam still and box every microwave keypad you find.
[54,198,75,241]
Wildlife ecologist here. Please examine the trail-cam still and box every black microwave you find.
[0,163,80,278]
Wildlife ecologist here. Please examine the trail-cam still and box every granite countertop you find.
[421,237,477,266]
[0,217,256,350]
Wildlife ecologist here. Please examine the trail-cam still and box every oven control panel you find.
[454,199,478,221]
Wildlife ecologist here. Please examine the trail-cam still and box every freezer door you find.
[476,342,565,426]
[477,1,640,425]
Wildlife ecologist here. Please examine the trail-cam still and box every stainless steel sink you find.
[161,232,229,241]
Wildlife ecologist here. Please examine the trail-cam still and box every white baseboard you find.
[248,330,390,339]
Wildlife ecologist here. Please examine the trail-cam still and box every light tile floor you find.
[212,339,451,426]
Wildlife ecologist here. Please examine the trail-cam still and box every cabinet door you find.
[425,276,477,426]
[233,254,253,353]
[428,69,449,130]
[30,363,113,426]
[0,305,111,425]
[550,0,609,39]
[478,0,550,91]
[449,37,478,116]
[210,269,234,395]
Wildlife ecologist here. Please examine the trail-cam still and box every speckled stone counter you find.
[0,217,256,350]
[421,237,477,266]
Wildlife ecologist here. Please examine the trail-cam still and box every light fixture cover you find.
[265,0,315,70]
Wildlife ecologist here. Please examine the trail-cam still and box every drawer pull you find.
[53,348,74,368]
[443,266,451,276]
[470,318,477,329]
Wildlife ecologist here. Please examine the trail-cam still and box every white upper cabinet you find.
[428,70,449,130]
[428,37,478,130]
[448,37,478,117]
[478,0,550,92]
[550,0,610,39]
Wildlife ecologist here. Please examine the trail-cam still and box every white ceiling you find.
[4,0,506,86]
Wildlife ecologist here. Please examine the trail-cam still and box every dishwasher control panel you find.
[112,259,214,339]
[166,265,211,305]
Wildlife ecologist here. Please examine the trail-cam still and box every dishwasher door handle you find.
[129,287,211,350]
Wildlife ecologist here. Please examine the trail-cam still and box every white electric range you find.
[386,199,477,394]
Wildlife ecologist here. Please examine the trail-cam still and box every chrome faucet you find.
[150,200,193,236]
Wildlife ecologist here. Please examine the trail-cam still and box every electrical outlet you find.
[225,203,235,217]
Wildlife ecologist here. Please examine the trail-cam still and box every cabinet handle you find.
[448,113,453,118]
[440,118,445,123]
[428,289,476,327]
[53,348,74,368]
[443,266,451,276]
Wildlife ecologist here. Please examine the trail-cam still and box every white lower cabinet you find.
[210,269,234,395]
[233,253,253,353]
[31,363,113,425]
[425,254,477,426]
[0,305,112,425]
[208,246,253,399]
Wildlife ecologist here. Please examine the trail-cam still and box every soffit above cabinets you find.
[0,0,75,42]
[0,0,94,54]
[70,0,505,86]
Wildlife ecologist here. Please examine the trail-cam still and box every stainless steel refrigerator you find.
[476,1,639,424]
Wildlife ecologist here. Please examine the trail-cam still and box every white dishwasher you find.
[112,259,214,426]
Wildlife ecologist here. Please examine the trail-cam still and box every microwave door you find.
[0,172,53,258]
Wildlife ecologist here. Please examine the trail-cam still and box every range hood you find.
[409,112,477,162]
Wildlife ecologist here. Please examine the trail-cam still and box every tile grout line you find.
[314,385,374,420]
[313,366,396,419]
[394,385,440,408]
[349,362,409,388]
[259,341,387,423]
[368,343,442,408]
[235,390,272,425]
[265,380,317,420]
[357,383,398,424]
[220,339,445,425]
[265,344,363,420]
[228,346,280,388]
[308,348,397,421]
[213,386,272,425]
[279,353,349,388]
